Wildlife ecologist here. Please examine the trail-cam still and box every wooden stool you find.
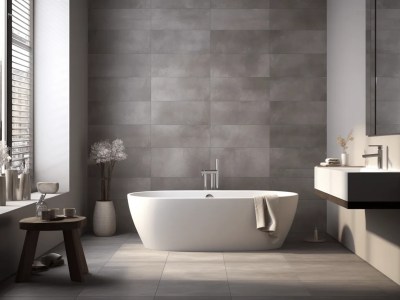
[16,216,88,282]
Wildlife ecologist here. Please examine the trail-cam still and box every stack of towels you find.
[320,158,341,167]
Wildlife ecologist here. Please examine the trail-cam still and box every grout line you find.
[222,252,232,298]
[154,251,169,298]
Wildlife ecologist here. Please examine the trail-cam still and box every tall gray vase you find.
[5,170,18,201]
[17,173,31,200]
[0,176,6,206]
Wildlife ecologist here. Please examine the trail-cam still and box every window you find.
[6,0,33,170]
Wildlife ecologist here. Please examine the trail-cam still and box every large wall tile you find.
[151,30,210,53]
[89,78,150,102]
[211,9,269,30]
[269,30,326,54]
[211,0,269,9]
[270,54,326,77]
[152,125,210,147]
[377,9,400,30]
[211,30,269,54]
[211,101,269,125]
[270,125,326,148]
[88,125,151,147]
[89,101,150,125]
[151,78,210,101]
[151,0,210,9]
[269,178,319,200]
[89,0,151,9]
[89,54,150,77]
[211,148,270,177]
[151,148,209,177]
[151,177,203,190]
[270,147,326,170]
[89,30,150,53]
[211,78,268,101]
[152,54,210,77]
[152,102,210,124]
[291,200,326,233]
[269,78,326,102]
[377,53,400,77]
[211,125,270,147]
[269,9,326,30]
[219,177,269,190]
[211,54,269,77]
[89,9,151,30]
[376,30,400,53]
[270,0,326,9]
[376,77,400,101]
[88,178,151,201]
[152,9,210,30]
[270,101,326,125]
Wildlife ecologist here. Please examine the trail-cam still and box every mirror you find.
[367,0,400,136]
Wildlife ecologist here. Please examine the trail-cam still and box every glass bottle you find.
[36,195,48,217]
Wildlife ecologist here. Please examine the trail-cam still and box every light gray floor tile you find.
[225,262,297,281]
[168,252,224,263]
[229,280,310,296]
[303,280,391,296]
[223,252,286,263]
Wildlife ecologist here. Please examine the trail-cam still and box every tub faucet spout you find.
[201,159,219,190]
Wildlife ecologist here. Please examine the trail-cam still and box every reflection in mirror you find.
[368,0,400,135]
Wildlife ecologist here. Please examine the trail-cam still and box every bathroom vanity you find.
[314,166,400,209]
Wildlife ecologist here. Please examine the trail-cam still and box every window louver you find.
[8,0,32,168]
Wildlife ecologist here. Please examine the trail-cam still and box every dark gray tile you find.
[89,101,151,125]
[211,148,269,177]
[269,30,326,54]
[269,177,318,200]
[376,101,400,125]
[89,0,151,9]
[152,9,210,30]
[89,9,151,30]
[270,9,326,30]
[229,280,309,296]
[270,147,325,170]
[303,280,392,296]
[151,54,210,77]
[269,78,326,101]
[89,78,150,102]
[151,78,210,101]
[378,0,400,9]
[211,125,269,147]
[270,54,326,77]
[89,147,151,178]
[151,125,210,147]
[151,177,203,190]
[89,30,150,54]
[376,30,400,53]
[151,148,209,177]
[219,177,269,190]
[377,77,400,101]
[270,101,326,125]
[377,9,400,30]
[211,101,269,125]
[89,54,150,77]
[211,54,269,77]
[377,54,400,77]
[152,102,210,124]
[211,0,269,9]
[270,0,326,9]
[211,78,269,101]
[211,9,269,30]
[291,200,327,233]
[270,125,326,148]
[211,30,269,54]
[151,0,210,8]
[114,197,138,233]
[89,125,151,147]
[151,30,210,53]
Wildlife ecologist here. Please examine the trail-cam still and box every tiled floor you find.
[0,233,399,299]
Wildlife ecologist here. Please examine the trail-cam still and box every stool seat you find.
[16,216,88,283]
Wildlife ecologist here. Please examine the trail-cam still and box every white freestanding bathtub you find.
[127,190,298,251]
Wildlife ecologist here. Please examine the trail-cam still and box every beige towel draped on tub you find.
[254,194,279,233]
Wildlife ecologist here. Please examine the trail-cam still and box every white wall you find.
[327,0,400,285]
[0,0,87,282]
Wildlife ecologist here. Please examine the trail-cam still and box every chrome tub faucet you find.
[362,145,383,169]
[201,159,219,190]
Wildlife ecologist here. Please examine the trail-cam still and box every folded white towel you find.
[254,194,279,233]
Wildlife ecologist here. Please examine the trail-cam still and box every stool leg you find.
[16,230,39,282]
[76,231,88,274]
[63,229,85,282]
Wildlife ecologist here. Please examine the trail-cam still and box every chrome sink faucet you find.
[201,159,219,190]
[362,145,383,169]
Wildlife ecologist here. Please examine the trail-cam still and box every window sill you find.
[0,193,61,215]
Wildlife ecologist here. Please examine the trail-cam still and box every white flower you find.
[90,139,127,164]
[0,141,10,167]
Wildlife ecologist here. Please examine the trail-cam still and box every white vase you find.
[341,152,348,166]
[93,201,116,237]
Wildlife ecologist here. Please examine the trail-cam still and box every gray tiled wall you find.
[88,0,327,236]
